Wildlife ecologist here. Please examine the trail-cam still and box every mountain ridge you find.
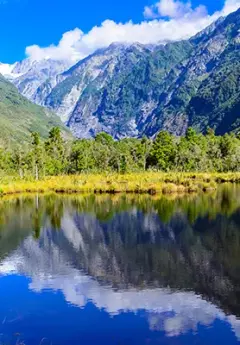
[1,7,240,139]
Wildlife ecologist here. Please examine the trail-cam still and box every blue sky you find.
[0,0,237,63]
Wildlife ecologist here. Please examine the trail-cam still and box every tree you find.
[95,132,114,146]
[11,146,28,179]
[205,129,222,171]
[45,127,66,175]
[185,127,198,143]
[220,134,240,171]
[0,148,11,173]
[31,132,43,180]
[70,139,95,172]
[149,131,176,171]
[0,125,239,176]
[139,137,152,171]
[175,129,208,172]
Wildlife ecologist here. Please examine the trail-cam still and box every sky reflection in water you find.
[0,186,240,344]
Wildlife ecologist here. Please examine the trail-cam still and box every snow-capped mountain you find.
[35,42,149,128]
[1,8,240,139]
[12,58,73,100]
[1,58,73,100]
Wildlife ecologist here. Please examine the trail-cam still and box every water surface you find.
[0,185,240,344]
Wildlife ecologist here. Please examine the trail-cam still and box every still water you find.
[0,185,240,344]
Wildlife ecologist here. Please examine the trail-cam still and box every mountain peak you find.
[2,7,240,139]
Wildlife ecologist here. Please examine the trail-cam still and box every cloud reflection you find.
[0,236,240,339]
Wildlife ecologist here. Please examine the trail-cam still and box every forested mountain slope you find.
[0,75,70,145]
[2,8,240,139]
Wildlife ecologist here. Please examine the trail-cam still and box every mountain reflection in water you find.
[0,185,240,344]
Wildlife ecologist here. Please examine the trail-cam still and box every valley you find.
[1,9,240,140]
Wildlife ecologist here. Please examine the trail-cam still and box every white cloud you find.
[26,28,84,63]
[144,0,240,19]
[24,0,240,63]
[0,62,14,75]
[222,0,240,15]
[144,0,193,19]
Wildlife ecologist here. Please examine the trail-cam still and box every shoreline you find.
[0,172,239,196]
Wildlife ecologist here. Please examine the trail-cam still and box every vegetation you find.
[0,126,240,194]
[188,43,240,134]
[45,40,193,137]
[39,8,240,139]
[0,75,70,145]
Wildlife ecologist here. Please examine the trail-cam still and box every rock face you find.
[11,58,72,100]
[34,41,193,138]
[2,8,240,138]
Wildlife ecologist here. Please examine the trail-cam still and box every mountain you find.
[34,41,193,138]
[2,8,240,139]
[0,74,70,145]
[144,9,240,137]
[186,12,240,134]
[10,58,72,101]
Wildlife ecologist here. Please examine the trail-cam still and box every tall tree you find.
[45,127,66,175]
[31,132,43,180]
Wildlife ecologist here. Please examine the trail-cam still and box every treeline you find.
[0,127,240,178]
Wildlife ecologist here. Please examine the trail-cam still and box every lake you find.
[0,185,240,345]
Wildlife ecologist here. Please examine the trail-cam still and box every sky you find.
[0,0,240,64]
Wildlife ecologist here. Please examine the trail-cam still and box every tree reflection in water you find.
[0,185,240,340]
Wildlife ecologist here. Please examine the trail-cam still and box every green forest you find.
[0,126,240,178]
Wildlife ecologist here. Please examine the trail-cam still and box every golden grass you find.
[0,172,239,196]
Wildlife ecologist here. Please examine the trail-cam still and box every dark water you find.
[0,185,240,345]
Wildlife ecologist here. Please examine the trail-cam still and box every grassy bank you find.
[0,172,240,196]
